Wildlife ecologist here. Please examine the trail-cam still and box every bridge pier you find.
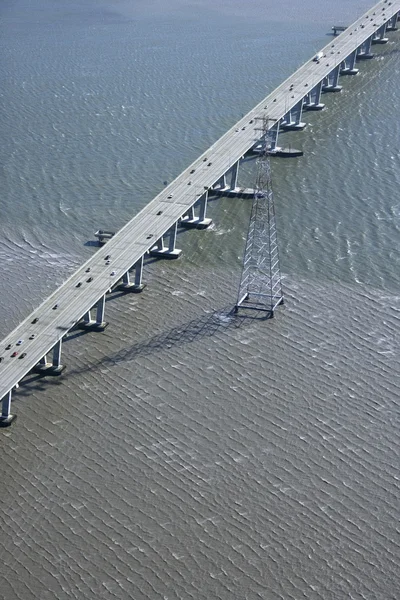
[33,339,66,375]
[267,121,280,151]
[372,23,388,44]
[149,222,182,258]
[322,65,342,92]
[230,161,239,189]
[0,390,16,427]
[181,191,212,229]
[214,174,227,190]
[304,82,325,110]
[248,121,281,155]
[357,35,374,59]
[78,295,108,331]
[118,256,145,292]
[281,100,306,130]
[209,159,241,193]
[340,50,359,75]
[386,14,398,31]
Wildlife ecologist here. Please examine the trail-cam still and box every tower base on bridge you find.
[77,321,109,332]
[0,414,17,427]
[33,364,66,376]
[251,146,303,158]
[268,147,303,158]
[357,53,374,60]
[280,121,307,131]
[117,283,146,293]
[213,187,256,199]
[149,247,182,259]
[372,37,388,44]
[180,217,212,229]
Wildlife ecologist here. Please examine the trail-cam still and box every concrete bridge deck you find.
[1,0,399,424]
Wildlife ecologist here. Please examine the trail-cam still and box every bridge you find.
[1,0,399,426]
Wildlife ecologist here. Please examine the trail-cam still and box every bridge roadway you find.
[1,0,399,422]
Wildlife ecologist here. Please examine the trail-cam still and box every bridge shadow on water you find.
[15,306,271,398]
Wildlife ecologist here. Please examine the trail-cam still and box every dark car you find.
[19,353,27,359]
[87,277,93,282]
[32,318,38,324]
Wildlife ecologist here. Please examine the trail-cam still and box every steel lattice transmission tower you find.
[235,117,284,316]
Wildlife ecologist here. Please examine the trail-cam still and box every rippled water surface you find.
[1,1,400,599]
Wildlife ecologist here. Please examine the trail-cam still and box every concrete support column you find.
[268,121,280,151]
[358,35,374,59]
[340,50,358,75]
[78,297,108,331]
[281,108,291,128]
[198,191,208,222]
[293,100,305,126]
[83,310,92,324]
[95,295,106,328]
[322,66,342,92]
[167,222,178,252]
[386,14,398,31]
[182,206,195,221]
[332,65,341,88]
[372,23,388,44]
[281,100,306,130]
[213,174,227,191]
[118,256,145,293]
[154,237,164,251]
[134,256,144,288]
[230,161,239,190]
[52,339,62,369]
[0,390,16,427]
[181,191,212,229]
[33,339,66,375]
[304,81,325,110]
[150,222,182,259]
